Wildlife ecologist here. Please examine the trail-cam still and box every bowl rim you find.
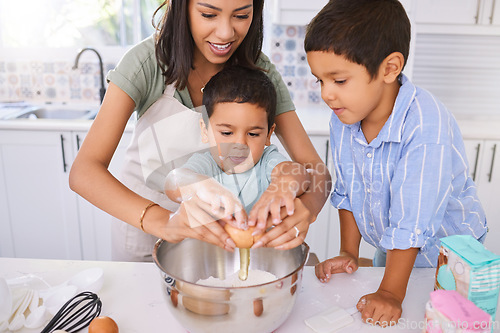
[152,238,310,290]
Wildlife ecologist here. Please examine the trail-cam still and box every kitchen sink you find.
[3,105,98,120]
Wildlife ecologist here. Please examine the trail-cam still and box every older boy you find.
[305,0,487,326]
[165,66,310,243]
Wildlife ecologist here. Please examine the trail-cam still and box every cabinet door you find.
[75,131,133,261]
[0,130,81,259]
[415,0,481,25]
[463,139,484,182]
[475,140,500,254]
[307,135,333,262]
[490,0,500,25]
[270,134,333,261]
[0,153,14,257]
[270,0,328,25]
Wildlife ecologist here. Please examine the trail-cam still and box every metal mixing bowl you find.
[153,238,309,333]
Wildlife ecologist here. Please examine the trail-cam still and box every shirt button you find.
[369,222,374,227]
[367,188,371,193]
[416,229,422,235]
[366,152,373,158]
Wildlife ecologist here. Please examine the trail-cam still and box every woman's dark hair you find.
[201,65,276,133]
[153,0,264,90]
[304,0,411,79]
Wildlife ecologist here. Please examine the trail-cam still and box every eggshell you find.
[224,224,262,248]
[88,316,119,333]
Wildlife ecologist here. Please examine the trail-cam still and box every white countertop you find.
[1,257,498,333]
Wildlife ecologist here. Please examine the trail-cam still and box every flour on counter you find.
[196,270,277,287]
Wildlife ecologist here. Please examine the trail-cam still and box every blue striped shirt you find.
[329,74,487,267]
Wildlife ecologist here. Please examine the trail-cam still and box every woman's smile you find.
[209,42,233,56]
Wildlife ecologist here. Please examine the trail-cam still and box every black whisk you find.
[40,291,102,333]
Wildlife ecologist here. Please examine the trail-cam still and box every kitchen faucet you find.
[73,48,106,104]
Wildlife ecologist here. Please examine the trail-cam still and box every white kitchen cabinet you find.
[270,134,334,261]
[491,0,500,25]
[415,0,481,25]
[464,139,485,183]
[0,150,14,257]
[0,130,82,259]
[463,138,500,254]
[76,131,132,261]
[270,0,327,26]
[415,0,500,26]
[270,0,414,26]
[0,127,133,261]
[468,140,500,255]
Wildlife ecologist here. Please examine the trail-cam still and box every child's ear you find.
[199,119,209,143]
[265,124,276,146]
[381,52,404,84]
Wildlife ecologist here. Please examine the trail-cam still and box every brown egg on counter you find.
[224,224,262,248]
[88,316,119,333]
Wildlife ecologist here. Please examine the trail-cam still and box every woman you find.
[69,0,331,261]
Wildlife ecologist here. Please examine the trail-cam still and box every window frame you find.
[0,0,158,63]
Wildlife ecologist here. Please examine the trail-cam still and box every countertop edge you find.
[0,107,499,140]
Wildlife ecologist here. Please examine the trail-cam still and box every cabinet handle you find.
[76,134,81,151]
[475,0,481,23]
[491,0,497,24]
[472,143,481,181]
[487,144,497,182]
[60,134,67,173]
[325,140,330,168]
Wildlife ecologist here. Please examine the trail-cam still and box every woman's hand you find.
[165,168,247,228]
[160,194,237,252]
[251,197,315,250]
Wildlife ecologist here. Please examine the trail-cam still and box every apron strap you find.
[164,83,177,97]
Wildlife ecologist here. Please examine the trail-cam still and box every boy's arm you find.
[338,209,362,258]
[379,248,419,301]
[357,247,419,326]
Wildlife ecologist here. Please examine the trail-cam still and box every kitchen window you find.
[0,0,164,61]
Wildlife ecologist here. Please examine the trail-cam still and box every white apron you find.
[112,84,209,261]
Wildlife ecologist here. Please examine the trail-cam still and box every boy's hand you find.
[314,253,358,283]
[247,180,298,231]
[356,290,402,327]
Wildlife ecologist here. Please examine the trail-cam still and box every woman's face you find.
[188,0,254,66]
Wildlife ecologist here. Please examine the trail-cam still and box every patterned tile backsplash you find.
[0,60,115,105]
[0,25,321,106]
[270,25,322,106]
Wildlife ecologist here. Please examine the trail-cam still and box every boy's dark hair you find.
[304,0,411,79]
[201,66,277,133]
[153,0,264,90]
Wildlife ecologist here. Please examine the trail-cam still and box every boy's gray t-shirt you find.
[181,145,287,212]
